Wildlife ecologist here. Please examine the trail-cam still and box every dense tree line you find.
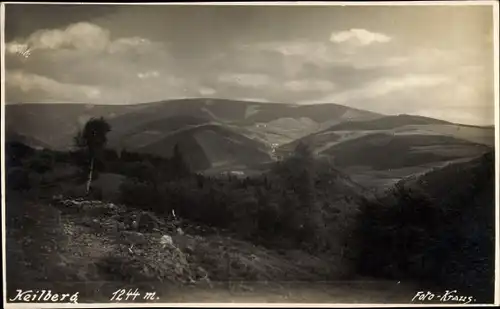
[354,151,495,303]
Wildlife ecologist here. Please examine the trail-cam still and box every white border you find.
[0,1,497,5]
[1,1,499,308]
[493,0,500,306]
[1,1,7,309]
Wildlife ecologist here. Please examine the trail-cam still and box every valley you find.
[5,99,494,189]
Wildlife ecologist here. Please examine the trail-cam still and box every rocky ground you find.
[8,192,405,304]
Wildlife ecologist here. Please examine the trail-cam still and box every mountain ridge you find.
[5,98,493,175]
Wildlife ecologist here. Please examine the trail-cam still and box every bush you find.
[27,151,55,174]
[89,187,104,200]
[7,167,31,191]
[119,178,169,213]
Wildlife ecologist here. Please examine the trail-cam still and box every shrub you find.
[6,167,32,191]
[89,187,104,200]
[26,151,55,174]
[118,178,168,213]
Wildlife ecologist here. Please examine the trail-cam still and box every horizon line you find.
[3,98,494,128]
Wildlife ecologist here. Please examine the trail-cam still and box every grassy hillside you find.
[277,131,342,156]
[130,124,273,172]
[328,114,451,131]
[321,133,491,170]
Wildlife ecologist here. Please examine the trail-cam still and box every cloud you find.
[5,17,492,125]
[313,74,450,104]
[108,37,154,54]
[415,106,493,126]
[5,21,193,104]
[217,73,275,88]
[137,71,160,79]
[6,22,157,57]
[6,70,101,103]
[199,87,217,96]
[284,79,335,92]
[235,38,402,80]
[330,28,392,46]
[7,22,110,53]
[238,41,326,57]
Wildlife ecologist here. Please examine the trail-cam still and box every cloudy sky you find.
[4,3,496,125]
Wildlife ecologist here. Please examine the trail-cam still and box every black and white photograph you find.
[2,1,499,306]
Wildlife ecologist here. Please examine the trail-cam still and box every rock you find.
[176,227,184,235]
[131,220,139,231]
[82,218,93,227]
[185,245,194,254]
[117,222,126,231]
[120,231,147,246]
[137,211,163,233]
[160,235,174,247]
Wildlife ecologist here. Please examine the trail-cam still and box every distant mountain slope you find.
[321,133,491,170]
[131,124,273,172]
[5,99,383,171]
[5,103,137,149]
[107,115,212,150]
[327,114,451,131]
[277,131,342,156]
[5,99,382,150]
[276,113,494,170]
[6,100,490,174]
[5,131,51,150]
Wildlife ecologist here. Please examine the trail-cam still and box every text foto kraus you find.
[9,289,80,304]
[412,290,475,304]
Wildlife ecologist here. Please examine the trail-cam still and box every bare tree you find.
[74,117,111,195]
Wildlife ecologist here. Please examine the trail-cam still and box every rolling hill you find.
[321,133,490,170]
[5,100,493,177]
[278,114,494,155]
[130,124,273,172]
[273,114,494,189]
[5,99,381,172]
[5,99,382,148]
[326,114,452,131]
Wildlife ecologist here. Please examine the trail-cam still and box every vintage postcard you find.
[1,1,499,307]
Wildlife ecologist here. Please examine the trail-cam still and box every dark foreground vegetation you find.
[355,151,495,302]
[4,117,495,304]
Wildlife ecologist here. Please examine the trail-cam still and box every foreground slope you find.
[356,151,495,303]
